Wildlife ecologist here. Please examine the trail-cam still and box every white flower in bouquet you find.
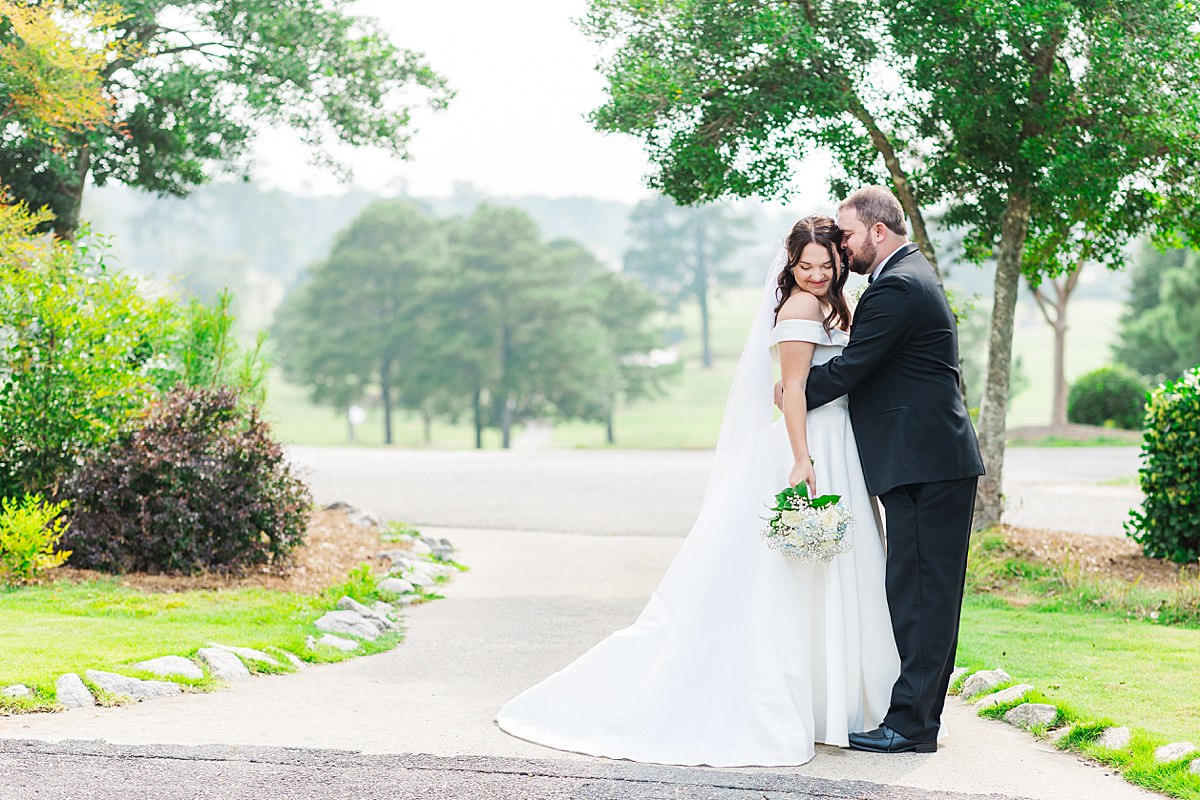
[761,482,854,562]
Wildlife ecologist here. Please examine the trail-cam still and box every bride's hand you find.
[789,460,817,498]
[773,380,785,410]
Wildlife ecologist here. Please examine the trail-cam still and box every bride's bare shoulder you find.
[776,290,824,323]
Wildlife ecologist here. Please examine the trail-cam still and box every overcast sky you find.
[252,0,832,211]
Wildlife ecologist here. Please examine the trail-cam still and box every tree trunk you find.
[422,409,433,444]
[1031,262,1084,429]
[380,370,394,446]
[606,412,615,445]
[975,192,1033,530]
[347,407,356,445]
[473,388,483,449]
[53,146,91,241]
[501,397,513,449]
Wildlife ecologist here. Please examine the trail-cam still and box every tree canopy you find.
[0,0,452,237]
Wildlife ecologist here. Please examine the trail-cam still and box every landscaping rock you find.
[133,656,203,680]
[1003,703,1058,729]
[1189,759,1200,775]
[55,674,95,709]
[86,670,182,700]
[372,601,398,621]
[1047,726,1073,744]
[377,550,415,570]
[975,684,1034,710]
[960,668,1011,700]
[1095,727,1131,750]
[378,577,415,595]
[208,643,280,667]
[410,538,433,556]
[948,667,968,686]
[309,633,359,652]
[197,647,252,682]
[1155,742,1199,763]
[2,684,31,698]
[337,596,396,630]
[315,610,382,640]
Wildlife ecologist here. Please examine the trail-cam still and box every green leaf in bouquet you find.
[809,493,841,509]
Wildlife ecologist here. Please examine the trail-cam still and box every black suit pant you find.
[878,476,978,743]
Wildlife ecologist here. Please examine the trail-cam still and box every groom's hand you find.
[774,380,785,410]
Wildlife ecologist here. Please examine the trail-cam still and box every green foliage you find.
[1067,366,1147,430]
[60,387,311,574]
[1127,368,1200,564]
[1113,246,1200,384]
[274,201,676,447]
[0,494,71,585]
[0,230,176,498]
[171,290,270,407]
[0,0,453,237]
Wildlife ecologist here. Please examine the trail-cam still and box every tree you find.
[550,239,680,443]
[623,196,743,368]
[1114,246,1200,384]
[1026,257,1087,429]
[0,0,452,239]
[584,0,1200,528]
[273,200,448,444]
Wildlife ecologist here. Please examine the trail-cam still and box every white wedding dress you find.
[495,317,900,767]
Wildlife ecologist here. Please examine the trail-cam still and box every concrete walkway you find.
[0,527,1153,799]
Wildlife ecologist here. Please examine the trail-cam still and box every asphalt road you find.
[287,445,1142,538]
[0,740,1043,800]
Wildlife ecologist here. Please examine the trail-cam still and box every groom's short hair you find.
[840,186,908,236]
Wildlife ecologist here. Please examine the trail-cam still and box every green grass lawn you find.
[957,595,1200,742]
[268,288,1128,449]
[0,572,410,710]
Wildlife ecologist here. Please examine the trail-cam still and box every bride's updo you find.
[775,214,851,332]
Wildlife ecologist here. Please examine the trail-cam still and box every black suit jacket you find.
[805,243,984,496]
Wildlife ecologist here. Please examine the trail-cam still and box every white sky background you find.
[252,0,834,211]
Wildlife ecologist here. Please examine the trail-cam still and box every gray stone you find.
[1154,742,1199,763]
[377,550,415,570]
[948,667,968,686]
[207,643,279,667]
[315,610,382,640]
[960,668,1012,700]
[1189,758,1200,775]
[378,577,415,595]
[310,633,359,652]
[2,684,31,698]
[410,538,433,555]
[85,670,181,700]
[1003,703,1059,729]
[133,655,203,680]
[337,596,396,630]
[975,684,1034,710]
[55,673,95,709]
[1095,726,1131,750]
[372,601,398,621]
[1047,726,1073,744]
[197,647,252,682]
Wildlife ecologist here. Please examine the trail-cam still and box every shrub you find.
[1067,366,1147,430]
[1127,367,1200,563]
[0,494,71,585]
[0,230,177,499]
[60,387,311,574]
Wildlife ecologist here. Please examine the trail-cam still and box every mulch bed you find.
[1001,524,1198,590]
[49,509,404,595]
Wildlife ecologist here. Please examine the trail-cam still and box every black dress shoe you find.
[848,725,937,754]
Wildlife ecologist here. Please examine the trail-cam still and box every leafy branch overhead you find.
[0,0,454,237]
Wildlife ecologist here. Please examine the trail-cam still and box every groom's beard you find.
[848,239,877,275]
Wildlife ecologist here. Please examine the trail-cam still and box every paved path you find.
[287,445,1142,538]
[0,527,1152,799]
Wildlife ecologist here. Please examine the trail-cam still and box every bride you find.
[495,214,900,767]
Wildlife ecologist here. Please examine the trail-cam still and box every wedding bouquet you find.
[761,484,853,562]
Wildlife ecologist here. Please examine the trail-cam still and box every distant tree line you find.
[273,201,678,447]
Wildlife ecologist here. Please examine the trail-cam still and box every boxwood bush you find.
[60,387,311,574]
[1067,366,1147,430]
[1127,367,1200,563]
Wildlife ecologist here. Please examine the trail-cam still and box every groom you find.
[804,186,985,753]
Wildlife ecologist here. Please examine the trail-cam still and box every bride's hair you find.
[775,214,851,331]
